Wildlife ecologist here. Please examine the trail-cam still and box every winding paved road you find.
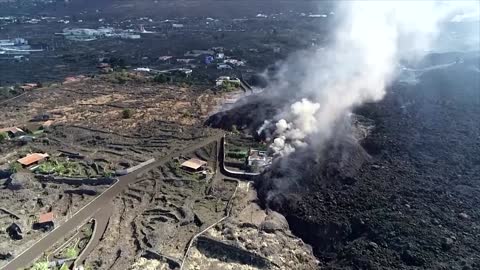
[73,202,113,267]
[1,134,223,270]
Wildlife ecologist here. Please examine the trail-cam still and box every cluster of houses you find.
[156,47,246,71]
[0,120,52,143]
[1,114,62,241]
[227,147,272,173]
[119,46,248,86]
[2,150,55,241]
[133,67,194,79]
[213,51,245,70]
[58,27,141,42]
[0,38,43,57]
[1,127,69,241]
[1,117,55,172]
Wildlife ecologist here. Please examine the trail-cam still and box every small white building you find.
[247,149,272,168]
[217,63,232,70]
[308,14,328,18]
[212,46,224,52]
[216,76,240,86]
[134,67,151,72]
[158,56,173,61]
[177,68,193,76]
[224,59,245,66]
[215,52,225,59]
[119,33,141,39]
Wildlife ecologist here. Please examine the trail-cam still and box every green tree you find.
[121,109,133,119]
[154,74,169,83]
[108,57,126,69]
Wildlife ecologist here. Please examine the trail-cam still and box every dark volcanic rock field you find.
[256,57,480,269]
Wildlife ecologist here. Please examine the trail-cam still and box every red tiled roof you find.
[17,153,49,166]
[38,212,54,223]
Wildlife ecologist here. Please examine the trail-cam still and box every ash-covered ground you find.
[262,55,480,269]
[210,52,480,269]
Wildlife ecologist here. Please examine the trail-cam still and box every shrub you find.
[102,168,113,178]
[153,74,169,83]
[64,247,78,259]
[231,125,240,134]
[227,151,247,159]
[106,71,135,84]
[31,261,49,270]
[0,132,8,143]
[37,160,80,176]
[0,87,9,97]
[221,81,240,92]
[121,108,133,119]
[9,162,21,173]
[107,57,127,69]
[115,71,130,84]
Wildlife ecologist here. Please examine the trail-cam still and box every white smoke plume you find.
[263,0,479,156]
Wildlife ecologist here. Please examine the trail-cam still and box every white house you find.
[134,67,151,72]
[216,76,240,86]
[247,149,272,168]
[217,63,232,70]
[224,59,245,66]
